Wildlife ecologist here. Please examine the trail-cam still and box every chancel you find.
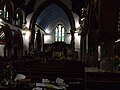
[0,0,120,90]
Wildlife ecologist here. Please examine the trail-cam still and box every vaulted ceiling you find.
[36,4,70,30]
[11,0,86,31]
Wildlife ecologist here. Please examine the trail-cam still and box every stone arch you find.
[29,0,76,51]
[15,8,24,28]
[0,24,12,58]
[35,29,41,51]
[1,0,14,22]
[12,29,23,58]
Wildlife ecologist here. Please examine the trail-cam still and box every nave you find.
[1,58,120,90]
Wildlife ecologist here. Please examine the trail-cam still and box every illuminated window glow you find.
[3,4,9,20]
[3,4,6,18]
[6,11,8,20]
[16,13,20,26]
[54,24,65,42]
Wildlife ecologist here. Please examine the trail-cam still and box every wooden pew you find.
[13,60,85,90]
[86,72,120,90]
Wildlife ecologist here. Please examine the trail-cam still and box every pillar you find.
[70,29,75,51]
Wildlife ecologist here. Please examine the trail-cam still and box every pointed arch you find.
[0,24,12,58]
[1,24,12,47]
[12,29,23,49]
[12,29,23,58]
[1,0,13,22]
[29,0,75,50]
[15,8,24,28]
[29,0,75,30]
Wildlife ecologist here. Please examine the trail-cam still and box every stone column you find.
[80,33,84,61]
[70,29,75,51]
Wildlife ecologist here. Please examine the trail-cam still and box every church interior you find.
[0,0,120,90]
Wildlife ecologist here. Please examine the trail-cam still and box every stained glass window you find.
[55,27,58,41]
[58,24,61,41]
[16,13,20,26]
[3,4,9,20]
[54,24,65,42]
[3,4,6,19]
[6,11,9,20]
[61,26,65,41]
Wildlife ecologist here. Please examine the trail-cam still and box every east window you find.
[54,24,65,42]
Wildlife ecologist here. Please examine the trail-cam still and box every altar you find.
[44,42,78,61]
